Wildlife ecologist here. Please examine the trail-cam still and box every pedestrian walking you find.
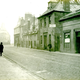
[0,42,4,56]
[48,44,52,52]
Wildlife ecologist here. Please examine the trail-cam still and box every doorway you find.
[44,35,47,49]
[55,35,60,51]
[31,41,32,48]
[76,32,80,53]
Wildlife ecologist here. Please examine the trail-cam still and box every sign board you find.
[65,38,70,43]
[49,24,56,27]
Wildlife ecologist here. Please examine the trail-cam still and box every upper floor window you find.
[49,16,51,24]
[44,18,46,27]
[40,19,42,28]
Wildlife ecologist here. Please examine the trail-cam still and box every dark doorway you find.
[44,35,47,49]
[76,32,80,53]
[57,36,60,51]
[49,34,51,44]
[55,35,60,51]
[31,41,32,48]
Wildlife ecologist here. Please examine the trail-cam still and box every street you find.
[3,45,80,80]
[0,56,42,80]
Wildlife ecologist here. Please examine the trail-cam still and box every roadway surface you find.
[3,45,80,80]
[0,56,42,80]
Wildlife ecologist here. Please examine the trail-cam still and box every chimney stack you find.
[48,0,57,10]
[63,0,70,11]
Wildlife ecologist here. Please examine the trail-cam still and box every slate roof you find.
[59,9,80,21]
[38,1,80,18]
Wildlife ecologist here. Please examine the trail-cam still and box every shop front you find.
[59,10,80,53]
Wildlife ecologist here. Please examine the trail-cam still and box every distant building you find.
[27,17,39,48]
[14,17,22,47]
[0,26,10,44]
[14,26,20,46]
[22,14,39,48]
[14,13,39,48]
[22,13,34,47]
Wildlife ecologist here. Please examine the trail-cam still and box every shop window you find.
[64,32,70,48]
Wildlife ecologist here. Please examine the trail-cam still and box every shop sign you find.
[65,38,70,43]
[49,24,56,27]
[64,33,70,43]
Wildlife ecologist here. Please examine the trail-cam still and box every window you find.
[49,16,51,24]
[41,36,42,44]
[44,18,46,27]
[40,19,42,28]
[49,34,51,44]
[64,32,70,48]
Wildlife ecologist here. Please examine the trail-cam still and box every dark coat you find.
[48,44,52,48]
[0,45,4,53]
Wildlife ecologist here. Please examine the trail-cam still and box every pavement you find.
[33,49,80,57]
[9,45,80,57]
[0,55,43,80]
[21,47,80,57]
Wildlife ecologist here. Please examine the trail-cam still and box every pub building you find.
[59,9,80,53]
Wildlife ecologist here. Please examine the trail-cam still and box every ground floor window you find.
[34,41,36,46]
[64,32,70,48]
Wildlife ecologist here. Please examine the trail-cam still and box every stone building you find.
[21,14,39,48]
[22,13,34,47]
[38,0,80,51]
[27,18,39,48]
[14,13,39,48]
[59,9,80,53]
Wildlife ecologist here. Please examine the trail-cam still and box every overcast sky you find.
[0,0,50,43]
